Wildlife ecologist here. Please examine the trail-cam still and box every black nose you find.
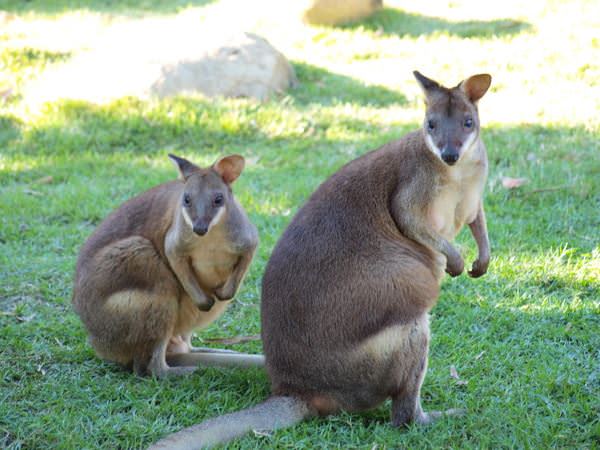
[442,152,459,165]
[193,224,208,235]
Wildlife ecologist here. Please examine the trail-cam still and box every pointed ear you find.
[168,154,198,180]
[413,70,441,94]
[213,154,245,184]
[460,74,492,103]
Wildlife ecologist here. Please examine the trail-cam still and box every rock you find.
[24,30,296,106]
[150,32,297,101]
[302,0,383,26]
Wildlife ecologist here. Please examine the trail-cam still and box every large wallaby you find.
[150,71,491,448]
[72,154,263,377]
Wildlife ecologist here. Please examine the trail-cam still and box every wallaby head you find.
[413,70,491,166]
[168,153,245,236]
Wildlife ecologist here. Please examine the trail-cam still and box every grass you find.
[1,0,599,448]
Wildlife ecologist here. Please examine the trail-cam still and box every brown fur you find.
[72,154,262,377]
[263,71,491,419]
[149,71,492,448]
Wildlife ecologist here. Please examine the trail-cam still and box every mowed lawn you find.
[1,0,598,448]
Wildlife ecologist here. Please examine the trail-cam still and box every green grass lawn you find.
[1,0,599,448]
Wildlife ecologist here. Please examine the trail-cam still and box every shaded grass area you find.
[1,0,599,448]
[0,0,217,16]
[292,61,408,107]
[341,7,532,39]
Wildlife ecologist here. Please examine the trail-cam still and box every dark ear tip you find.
[413,70,439,90]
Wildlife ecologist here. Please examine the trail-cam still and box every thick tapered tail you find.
[149,396,311,450]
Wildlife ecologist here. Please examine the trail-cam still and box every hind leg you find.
[145,337,199,378]
[391,316,464,426]
[392,350,445,426]
[145,334,244,378]
[78,236,199,377]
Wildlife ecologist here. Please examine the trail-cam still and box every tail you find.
[148,396,311,450]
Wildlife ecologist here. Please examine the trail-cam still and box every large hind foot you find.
[177,333,240,354]
[392,400,466,427]
[141,338,201,378]
[133,354,199,378]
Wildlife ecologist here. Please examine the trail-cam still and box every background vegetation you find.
[1,0,598,448]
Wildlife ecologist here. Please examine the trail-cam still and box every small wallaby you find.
[149,71,491,448]
[72,154,263,377]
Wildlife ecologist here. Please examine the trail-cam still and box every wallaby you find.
[72,154,263,377]
[149,71,491,448]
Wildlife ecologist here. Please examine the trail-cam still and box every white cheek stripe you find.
[207,206,226,233]
[425,134,442,160]
[182,207,193,228]
[460,131,477,156]
[426,130,478,163]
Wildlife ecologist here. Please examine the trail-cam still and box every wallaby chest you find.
[188,224,240,291]
[428,161,486,240]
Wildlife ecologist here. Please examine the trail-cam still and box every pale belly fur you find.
[428,178,483,240]
[179,222,241,335]
[189,219,240,291]
[356,314,430,362]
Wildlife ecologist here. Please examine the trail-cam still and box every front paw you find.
[445,254,464,277]
[214,284,235,301]
[468,257,489,278]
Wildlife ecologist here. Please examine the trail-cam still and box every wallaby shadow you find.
[341,7,531,39]
[0,0,217,15]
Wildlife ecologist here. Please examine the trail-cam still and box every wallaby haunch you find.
[150,70,492,448]
[72,154,263,377]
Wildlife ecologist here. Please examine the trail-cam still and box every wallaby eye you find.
[213,194,224,207]
[183,194,191,206]
[427,119,436,131]
[464,118,473,128]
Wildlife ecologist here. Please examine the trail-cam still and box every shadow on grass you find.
[0,58,410,164]
[0,0,217,15]
[291,61,407,107]
[0,115,22,149]
[341,7,531,39]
